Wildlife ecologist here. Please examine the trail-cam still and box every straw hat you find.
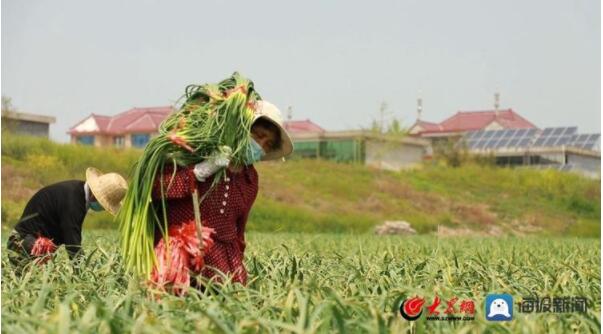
[253,100,294,161]
[85,167,128,216]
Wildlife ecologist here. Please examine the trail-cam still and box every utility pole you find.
[379,101,388,134]
[417,91,423,121]
[494,92,500,118]
[285,106,293,131]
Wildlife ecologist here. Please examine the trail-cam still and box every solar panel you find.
[549,137,562,146]
[483,141,496,149]
[481,131,490,139]
[503,129,515,139]
[518,138,531,147]
[546,127,576,135]
[586,134,600,151]
[572,134,588,142]
[587,133,599,140]
[532,127,578,148]
[569,133,600,150]
[585,134,596,141]
[555,137,572,146]
[496,139,510,148]
[515,129,528,137]
[492,131,504,139]
[533,137,546,147]
[507,129,516,138]
[462,127,596,153]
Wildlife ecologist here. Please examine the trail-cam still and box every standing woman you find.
[150,101,293,291]
[118,73,293,294]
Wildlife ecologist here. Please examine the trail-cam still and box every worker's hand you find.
[193,146,232,182]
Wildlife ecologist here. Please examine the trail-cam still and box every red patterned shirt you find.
[152,164,258,285]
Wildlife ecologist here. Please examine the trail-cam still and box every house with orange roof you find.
[409,108,537,138]
[68,106,174,148]
[284,119,326,140]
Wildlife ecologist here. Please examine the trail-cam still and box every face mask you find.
[244,138,266,165]
[89,201,104,212]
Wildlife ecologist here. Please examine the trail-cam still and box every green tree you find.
[2,96,15,113]
[370,119,381,133]
[1,95,17,133]
[388,119,401,134]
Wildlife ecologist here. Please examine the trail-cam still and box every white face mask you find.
[244,138,266,164]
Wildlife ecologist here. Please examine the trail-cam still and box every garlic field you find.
[1,232,600,333]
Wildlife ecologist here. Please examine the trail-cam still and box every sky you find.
[2,0,601,142]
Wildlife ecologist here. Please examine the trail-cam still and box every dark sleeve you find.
[60,213,83,260]
[152,165,197,200]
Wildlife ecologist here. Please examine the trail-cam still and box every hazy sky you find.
[2,0,600,142]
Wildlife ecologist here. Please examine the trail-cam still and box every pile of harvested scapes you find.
[150,221,216,295]
[31,236,57,265]
[118,72,261,278]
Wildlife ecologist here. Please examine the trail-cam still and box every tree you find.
[370,119,381,133]
[2,96,15,113]
[378,101,388,133]
[388,118,401,134]
[1,95,17,133]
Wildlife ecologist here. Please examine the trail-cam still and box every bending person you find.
[6,168,127,272]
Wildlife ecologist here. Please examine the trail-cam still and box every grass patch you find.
[1,134,600,237]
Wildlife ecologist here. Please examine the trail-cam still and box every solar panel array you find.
[462,127,600,152]
[570,133,600,151]
[532,127,577,147]
[462,128,538,150]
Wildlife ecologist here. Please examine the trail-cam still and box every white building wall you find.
[567,153,601,178]
[365,140,426,171]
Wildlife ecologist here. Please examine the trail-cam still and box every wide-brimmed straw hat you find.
[253,100,294,161]
[85,167,128,216]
